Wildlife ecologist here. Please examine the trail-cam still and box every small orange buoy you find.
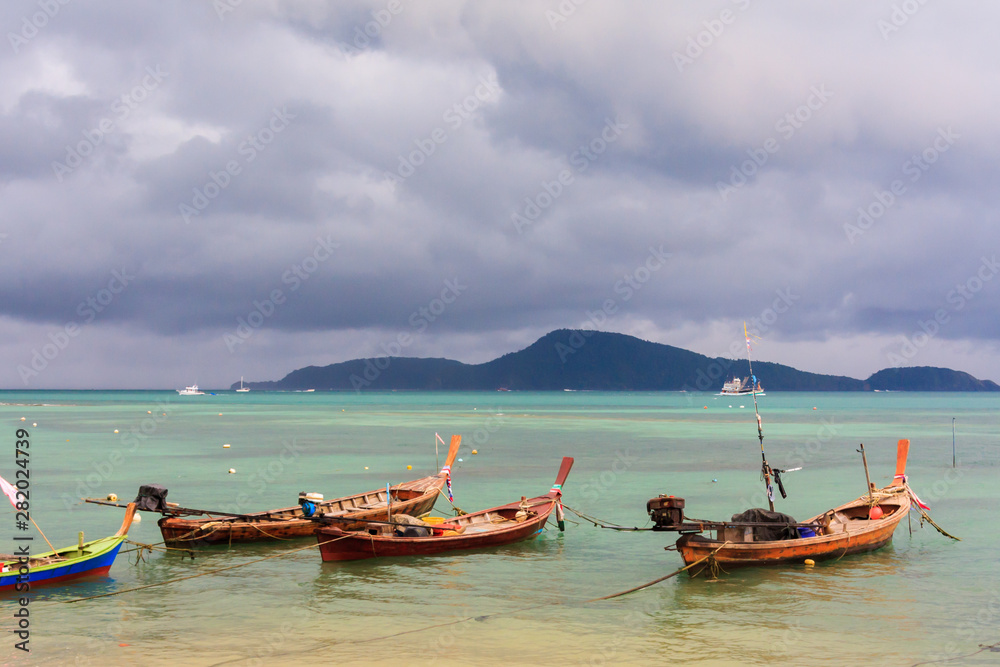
[804,559,815,567]
[406,465,412,470]
[703,406,708,409]
[869,506,884,520]
[813,407,817,410]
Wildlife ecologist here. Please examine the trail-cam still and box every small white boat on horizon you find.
[236,377,250,392]
[719,376,764,396]
[177,384,205,396]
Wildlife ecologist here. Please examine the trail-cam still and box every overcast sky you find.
[2,1,999,389]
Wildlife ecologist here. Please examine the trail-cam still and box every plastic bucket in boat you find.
[796,526,817,538]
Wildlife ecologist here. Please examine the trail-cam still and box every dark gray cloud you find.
[2,0,1000,388]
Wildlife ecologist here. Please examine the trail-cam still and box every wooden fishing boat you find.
[155,435,462,547]
[654,440,913,576]
[316,457,573,562]
[0,503,136,591]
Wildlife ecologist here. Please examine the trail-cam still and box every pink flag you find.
[0,475,19,508]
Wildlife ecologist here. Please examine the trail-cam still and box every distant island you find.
[233,329,1000,392]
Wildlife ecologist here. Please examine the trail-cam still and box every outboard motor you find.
[647,494,685,531]
[298,491,323,517]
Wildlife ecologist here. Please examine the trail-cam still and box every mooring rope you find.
[585,542,732,600]
[905,485,961,541]
[204,541,733,666]
[44,536,352,606]
[910,642,1000,666]
[435,487,467,516]
[562,504,653,531]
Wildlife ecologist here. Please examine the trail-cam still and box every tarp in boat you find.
[134,484,169,512]
[731,508,798,541]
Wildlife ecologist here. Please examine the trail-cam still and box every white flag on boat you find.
[0,475,19,508]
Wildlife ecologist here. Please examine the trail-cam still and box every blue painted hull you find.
[0,537,126,591]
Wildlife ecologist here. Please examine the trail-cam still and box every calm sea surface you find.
[1,390,998,666]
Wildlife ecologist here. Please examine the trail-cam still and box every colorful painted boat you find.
[157,435,462,547]
[0,503,136,591]
[316,457,573,562]
[657,440,913,576]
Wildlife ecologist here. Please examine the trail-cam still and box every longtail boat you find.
[0,503,136,591]
[649,327,922,576]
[316,457,573,562]
[659,440,913,576]
[153,435,462,547]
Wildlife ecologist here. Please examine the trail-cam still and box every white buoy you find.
[228,468,236,474]
[133,514,142,523]
[32,423,37,427]
[20,417,25,421]
[114,430,119,434]
[107,493,118,502]
[223,444,231,449]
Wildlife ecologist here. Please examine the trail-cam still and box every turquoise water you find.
[1,390,998,666]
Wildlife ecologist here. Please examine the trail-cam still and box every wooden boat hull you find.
[317,457,574,562]
[318,510,551,561]
[676,489,910,576]
[158,435,463,547]
[0,504,135,592]
[157,488,441,546]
